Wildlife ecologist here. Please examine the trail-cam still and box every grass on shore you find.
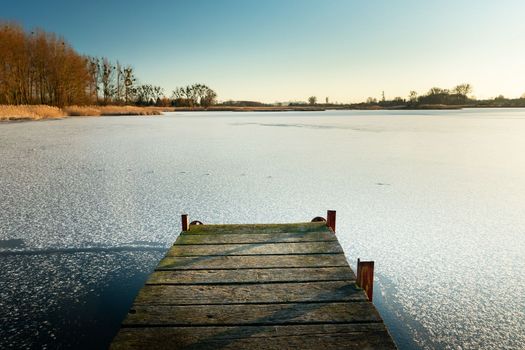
[0,105,167,121]
[0,105,66,121]
[1,103,470,121]
[64,105,166,116]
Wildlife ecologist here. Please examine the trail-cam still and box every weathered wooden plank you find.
[110,324,397,350]
[134,281,366,305]
[175,231,336,244]
[124,302,381,326]
[147,267,356,284]
[185,222,328,235]
[156,254,348,270]
[166,241,343,256]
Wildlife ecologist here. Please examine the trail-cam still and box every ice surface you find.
[1,109,524,349]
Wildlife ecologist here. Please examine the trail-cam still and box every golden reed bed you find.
[0,105,66,120]
[0,105,167,121]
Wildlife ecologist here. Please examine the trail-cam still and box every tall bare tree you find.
[100,58,115,104]
[0,22,92,106]
[123,66,136,104]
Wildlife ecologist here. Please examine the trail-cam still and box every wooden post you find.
[181,214,189,232]
[326,210,336,233]
[357,258,374,301]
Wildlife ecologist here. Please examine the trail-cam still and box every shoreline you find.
[190,105,525,111]
[2,104,524,122]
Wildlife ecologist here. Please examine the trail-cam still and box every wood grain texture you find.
[110,324,397,350]
[184,222,329,235]
[166,241,343,256]
[175,231,336,244]
[156,254,348,270]
[146,267,356,284]
[135,281,366,305]
[124,302,381,326]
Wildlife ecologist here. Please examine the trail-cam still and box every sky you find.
[3,0,525,103]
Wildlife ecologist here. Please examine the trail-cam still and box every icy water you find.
[1,109,524,349]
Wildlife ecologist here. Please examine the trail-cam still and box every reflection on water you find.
[1,109,524,349]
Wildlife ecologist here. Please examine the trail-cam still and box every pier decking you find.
[110,213,396,349]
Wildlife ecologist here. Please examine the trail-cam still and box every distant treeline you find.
[366,84,525,108]
[295,84,525,109]
[219,100,270,107]
[0,22,217,108]
[171,84,217,108]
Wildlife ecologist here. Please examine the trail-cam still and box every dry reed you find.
[0,105,66,121]
[63,105,102,116]
[64,105,164,116]
[97,105,163,116]
[0,105,166,121]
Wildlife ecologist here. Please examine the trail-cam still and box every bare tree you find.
[87,57,100,103]
[100,58,115,104]
[152,86,164,103]
[135,84,152,105]
[171,84,217,108]
[123,66,136,104]
[453,83,472,97]
[172,87,184,99]
[428,87,448,95]
[115,61,123,103]
[408,91,418,103]
[308,96,317,105]
[200,87,217,108]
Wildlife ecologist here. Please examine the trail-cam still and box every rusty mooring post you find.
[326,210,336,233]
[357,258,375,301]
[181,214,189,232]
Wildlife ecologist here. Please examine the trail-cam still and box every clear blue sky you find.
[3,0,525,102]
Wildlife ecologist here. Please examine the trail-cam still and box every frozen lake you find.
[1,109,524,349]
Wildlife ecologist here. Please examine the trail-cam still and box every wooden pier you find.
[110,211,396,349]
